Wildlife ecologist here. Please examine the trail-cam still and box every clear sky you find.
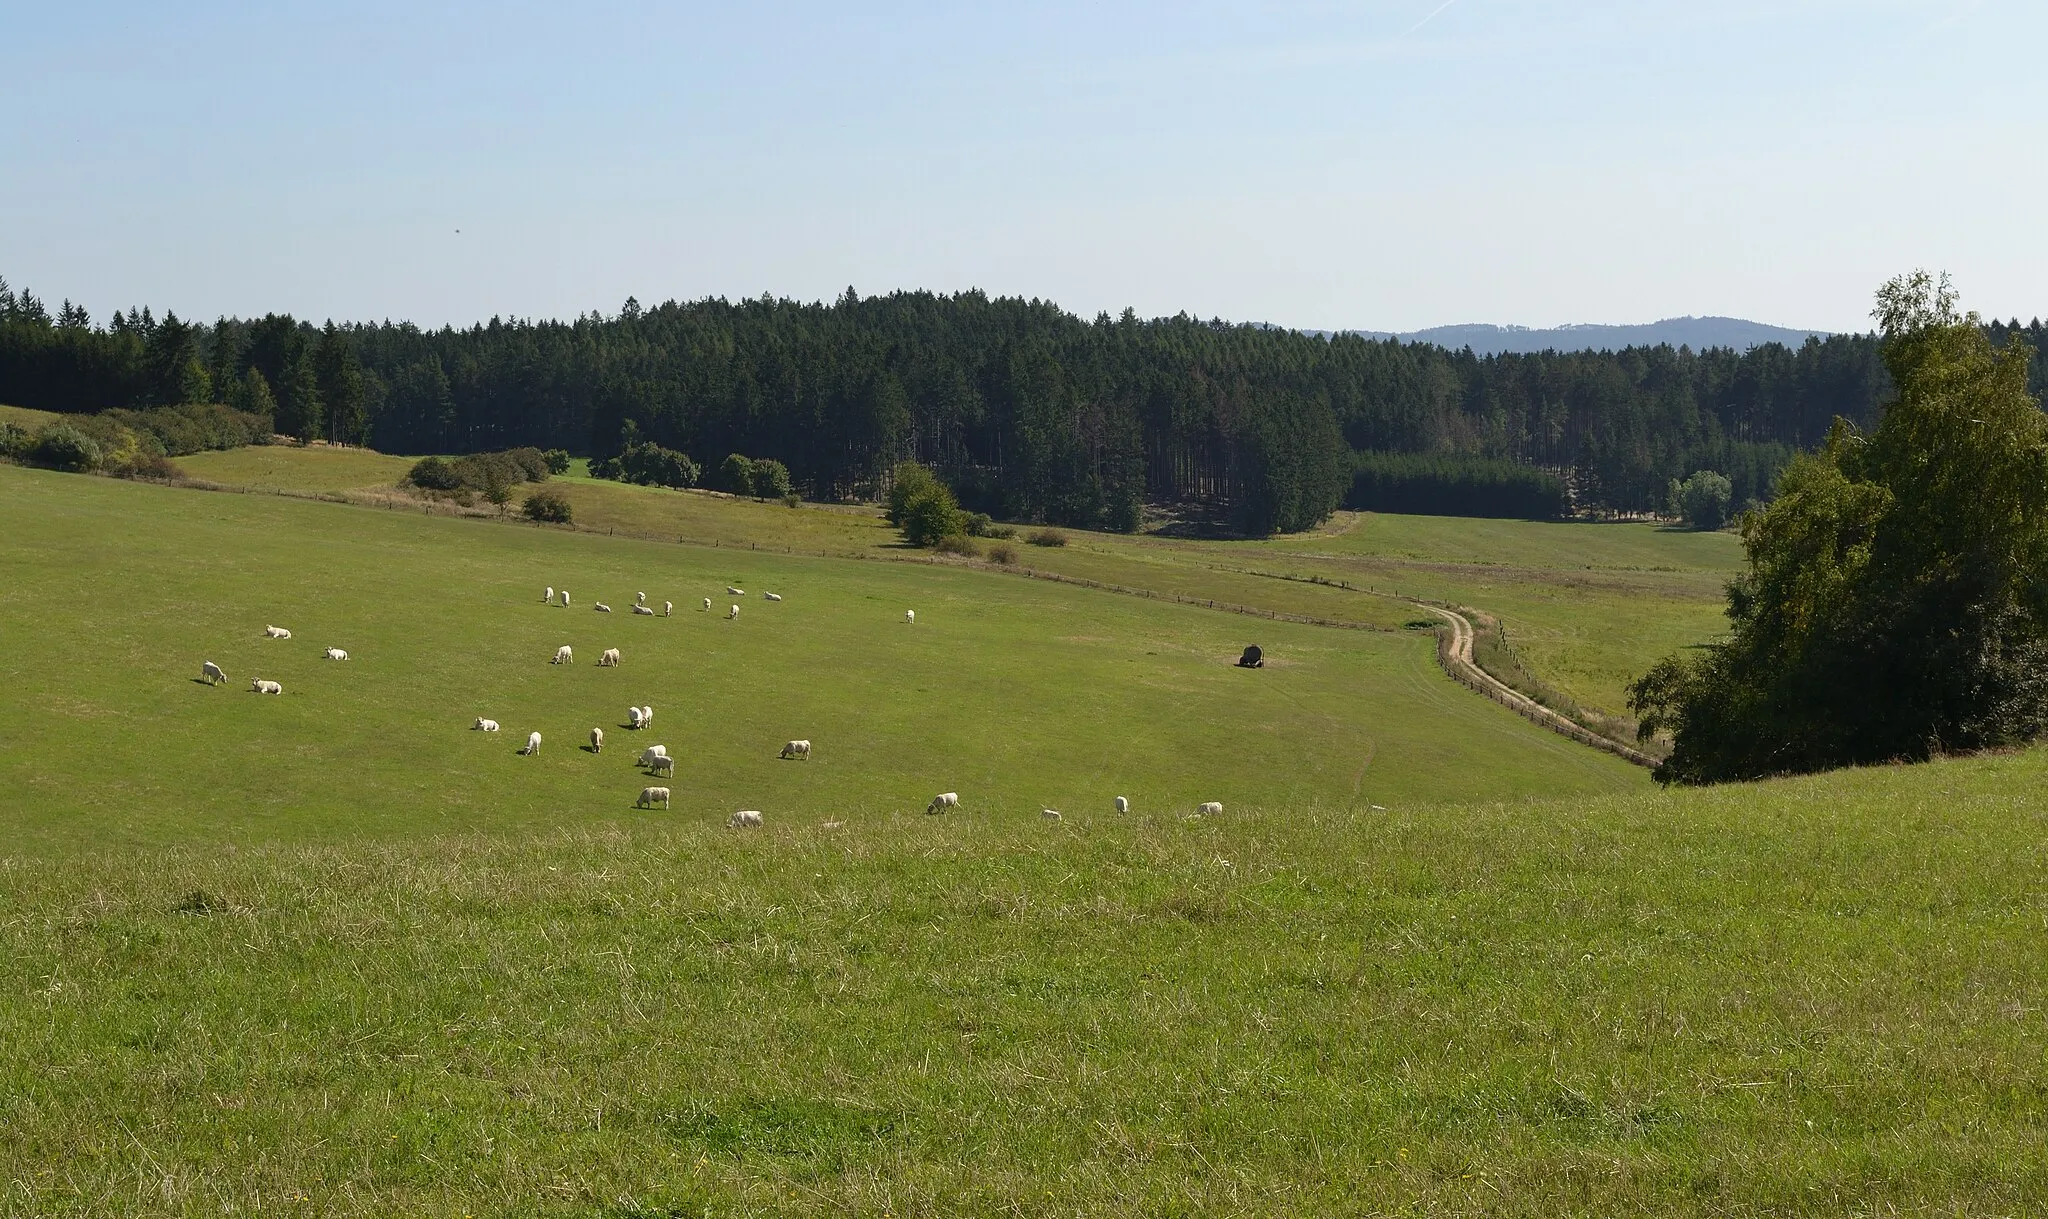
[3,1,2042,333]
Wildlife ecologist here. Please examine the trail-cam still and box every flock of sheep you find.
[198,580,1224,827]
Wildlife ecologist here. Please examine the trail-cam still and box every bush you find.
[607,442,700,490]
[407,456,461,491]
[718,454,756,494]
[783,492,801,508]
[1026,527,1068,547]
[963,512,995,537]
[749,458,792,500]
[101,404,269,457]
[109,452,183,482]
[522,486,574,523]
[31,425,103,472]
[986,542,1017,565]
[543,449,571,475]
[887,461,945,526]
[931,532,979,557]
[504,446,551,482]
[1669,470,1735,530]
[0,422,27,459]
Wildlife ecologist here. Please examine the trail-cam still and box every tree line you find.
[13,273,2043,532]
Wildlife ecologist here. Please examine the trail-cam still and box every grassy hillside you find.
[4,464,2042,1215]
[0,402,66,430]
[174,446,1742,719]
[0,464,1632,857]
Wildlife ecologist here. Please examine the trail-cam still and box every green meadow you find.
[9,458,2044,1215]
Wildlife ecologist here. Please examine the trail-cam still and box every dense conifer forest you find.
[8,275,2040,532]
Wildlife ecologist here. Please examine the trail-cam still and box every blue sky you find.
[3,1,2041,332]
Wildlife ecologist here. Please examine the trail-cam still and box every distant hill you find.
[1327,317,1833,355]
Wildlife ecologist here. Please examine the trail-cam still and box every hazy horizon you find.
[6,2,2043,334]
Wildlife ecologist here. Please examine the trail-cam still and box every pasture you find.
[173,445,1743,722]
[4,464,2046,1215]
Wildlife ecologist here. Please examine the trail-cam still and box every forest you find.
[6,275,2032,533]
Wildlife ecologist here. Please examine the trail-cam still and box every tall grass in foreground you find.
[5,755,2047,1216]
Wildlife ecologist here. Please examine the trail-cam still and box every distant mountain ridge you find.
[1321,316,1832,355]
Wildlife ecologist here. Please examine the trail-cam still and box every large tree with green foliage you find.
[1632,273,2048,783]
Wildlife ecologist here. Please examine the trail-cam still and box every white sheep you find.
[627,706,644,730]
[905,610,915,625]
[637,786,672,810]
[593,602,612,613]
[598,647,621,667]
[1042,808,1062,821]
[560,590,570,607]
[264,625,291,639]
[663,600,673,617]
[323,647,349,660]
[1197,801,1224,816]
[1114,795,1129,813]
[635,591,647,605]
[639,705,653,728]
[552,645,573,665]
[763,592,782,602]
[631,604,655,616]
[727,586,744,596]
[637,744,668,767]
[727,604,739,620]
[778,739,811,761]
[590,726,604,753]
[473,717,500,732]
[649,755,675,778]
[925,791,958,814]
[702,597,711,612]
[521,731,542,755]
[728,809,763,828]
[251,679,282,695]
[201,660,227,686]
[545,586,554,603]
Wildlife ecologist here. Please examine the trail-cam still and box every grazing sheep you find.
[905,609,915,625]
[1114,795,1129,813]
[545,586,554,603]
[627,706,644,730]
[702,597,711,612]
[473,717,500,732]
[639,706,653,728]
[201,660,227,686]
[590,727,604,753]
[637,786,672,810]
[637,744,668,766]
[323,647,349,660]
[264,625,291,639]
[560,590,570,607]
[631,604,655,615]
[594,602,612,613]
[650,755,675,778]
[763,592,782,602]
[727,586,744,596]
[521,731,542,755]
[728,809,763,828]
[635,591,647,605]
[250,679,282,695]
[1197,801,1223,816]
[598,647,621,667]
[1042,808,1062,821]
[727,604,739,620]
[552,645,573,665]
[779,739,812,761]
[663,600,673,617]
[925,791,959,814]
